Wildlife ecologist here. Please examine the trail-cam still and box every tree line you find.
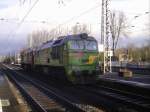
[27,23,91,48]
[116,42,150,62]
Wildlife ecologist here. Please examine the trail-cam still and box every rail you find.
[2,64,85,112]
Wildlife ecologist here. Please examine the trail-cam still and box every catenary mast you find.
[101,0,111,73]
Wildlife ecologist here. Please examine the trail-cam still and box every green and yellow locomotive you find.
[21,33,99,84]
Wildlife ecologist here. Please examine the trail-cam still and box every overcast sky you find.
[0,0,149,55]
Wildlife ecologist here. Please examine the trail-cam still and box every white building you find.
[0,56,5,62]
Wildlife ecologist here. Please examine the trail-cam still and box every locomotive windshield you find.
[85,40,97,50]
[68,40,98,51]
[68,40,84,50]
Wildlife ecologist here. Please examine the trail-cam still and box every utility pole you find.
[101,0,111,74]
[101,0,104,44]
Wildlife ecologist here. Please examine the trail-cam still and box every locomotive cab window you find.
[68,40,84,50]
[85,40,98,51]
[67,39,98,51]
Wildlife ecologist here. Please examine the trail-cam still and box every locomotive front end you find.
[66,34,99,84]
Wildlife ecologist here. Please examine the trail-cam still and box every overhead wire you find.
[7,0,40,40]
[5,0,40,56]
[8,0,99,40]
[6,0,100,54]
[17,0,39,28]
[48,3,100,39]
[4,0,39,55]
[127,11,150,28]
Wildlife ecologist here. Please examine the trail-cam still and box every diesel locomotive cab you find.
[66,34,99,83]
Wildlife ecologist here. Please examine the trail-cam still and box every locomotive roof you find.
[65,33,96,40]
[36,40,54,51]
[52,33,96,46]
[35,33,97,51]
[22,48,33,53]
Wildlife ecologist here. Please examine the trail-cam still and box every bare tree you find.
[27,23,91,48]
[71,23,91,34]
[19,0,31,5]
[27,30,52,48]
[110,11,128,56]
[145,22,150,46]
[27,28,68,48]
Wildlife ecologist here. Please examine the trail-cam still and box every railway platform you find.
[99,72,150,88]
[0,70,30,112]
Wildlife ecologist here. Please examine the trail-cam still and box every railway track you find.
[1,64,121,112]
[78,84,150,112]
[3,64,150,112]
[1,65,86,112]
[97,78,150,100]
